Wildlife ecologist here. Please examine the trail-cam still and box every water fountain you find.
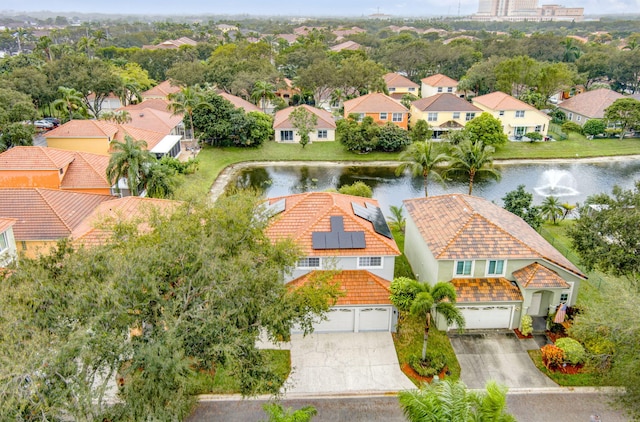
[534,169,579,197]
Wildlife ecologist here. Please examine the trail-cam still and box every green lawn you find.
[494,137,640,160]
[528,350,616,387]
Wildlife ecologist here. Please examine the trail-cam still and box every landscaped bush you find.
[556,337,586,365]
[409,350,447,378]
[541,344,565,370]
[520,314,533,336]
[561,121,583,135]
[524,132,543,142]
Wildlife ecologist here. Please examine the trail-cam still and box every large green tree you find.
[396,140,449,197]
[502,185,542,230]
[289,106,318,148]
[169,86,209,140]
[464,112,508,148]
[604,98,640,139]
[444,140,501,195]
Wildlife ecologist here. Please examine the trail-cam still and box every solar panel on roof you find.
[311,215,366,249]
[338,231,352,248]
[312,232,326,249]
[265,198,286,216]
[351,201,394,239]
[330,216,344,232]
[352,231,366,248]
[325,232,340,249]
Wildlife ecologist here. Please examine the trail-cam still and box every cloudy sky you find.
[4,0,639,16]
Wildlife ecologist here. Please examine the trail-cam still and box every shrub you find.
[556,337,586,365]
[409,350,447,378]
[561,121,583,134]
[524,132,543,142]
[520,314,533,336]
[541,344,565,370]
[338,181,373,198]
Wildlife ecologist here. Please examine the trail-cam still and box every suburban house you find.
[273,105,336,143]
[472,91,551,140]
[119,98,171,113]
[88,92,122,113]
[343,93,409,129]
[142,36,197,50]
[421,74,459,98]
[403,194,586,331]
[557,88,625,126]
[329,40,363,52]
[264,192,401,333]
[218,92,262,113]
[383,73,420,100]
[0,146,112,195]
[141,80,181,100]
[410,93,483,139]
[0,217,17,267]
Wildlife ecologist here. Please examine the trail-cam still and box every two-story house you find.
[472,91,551,140]
[274,105,336,143]
[557,88,624,126]
[383,73,420,101]
[410,94,483,139]
[403,194,586,331]
[343,93,409,129]
[421,74,459,98]
[265,192,401,333]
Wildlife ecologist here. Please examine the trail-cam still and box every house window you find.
[358,256,383,268]
[0,232,7,253]
[499,110,505,117]
[577,115,582,122]
[514,127,526,136]
[447,87,453,93]
[465,112,476,121]
[297,257,321,268]
[388,87,396,92]
[568,112,573,121]
[427,112,438,122]
[281,130,294,141]
[357,113,365,122]
[437,87,443,93]
[380,112,388,120]
[392,113,403,122]
[560,293,569,303]
[486,260,505,276]
[515,110,525,118]
[535,125,542,133]
[453,112,460,119]
[21,241,27,250]
[317,130,328,139]
[409,87,416,92]
[455,260,473,276]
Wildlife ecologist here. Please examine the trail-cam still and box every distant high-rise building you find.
[474,0,583,21]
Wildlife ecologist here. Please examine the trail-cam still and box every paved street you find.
[188,389,628,422]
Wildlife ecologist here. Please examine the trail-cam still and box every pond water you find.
[231,159,640,215]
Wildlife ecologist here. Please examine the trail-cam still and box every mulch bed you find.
[514,328,533,339]
[546,330,568,343]
[401,363,448,384]
[547,362,584,374]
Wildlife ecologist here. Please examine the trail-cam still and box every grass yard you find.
[186,349,291,395]
[391,229,416,279]
[527,349,617,387]
[494,137,640,160]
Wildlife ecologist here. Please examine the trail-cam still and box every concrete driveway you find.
[449,331,557,389]
[282,332,415,395]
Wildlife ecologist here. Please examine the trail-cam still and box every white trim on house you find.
[357,256,383,269]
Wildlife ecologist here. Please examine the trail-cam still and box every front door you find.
[529,292,543,316]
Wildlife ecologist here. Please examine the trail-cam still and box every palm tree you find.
[390,277,464,361]
[52,86,87,122]
[106,135,155,196]
[396,140,450,197]
[387,205,406,233]
[561,38,582,63]
[399,379,516,422]
[560,202,577,220]
[444,140,501,195]
[540,196,564,224]
[251,81,276,114]
[145,163,177,199]
[168,86,209,140]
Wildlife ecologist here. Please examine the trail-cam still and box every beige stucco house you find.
[410,94,483,139]
[421,74,459,98]
[473,92,551,140]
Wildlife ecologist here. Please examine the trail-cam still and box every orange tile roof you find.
[0,146,75,170]
[273,105,336,130]
[142,80,182,98]
[404,194,585,278]
[451,278,523,302]
[287,270,392,305]
[265,192,400,257]
[421,74,458,87]
[71,196,180,247]
[60,151,111,190]
[473,91,537,111]
[513,262,570,289]
[119,98,171,113]
[412,93,481,112]
[558,88,625,119]
[125,108,182,132]
[218,92,262,112]
[330,40,362,52]
[0,217,16,233]
[46,120,120,139]
[111,126,167,151]
[344,93,408,114]
[0,188,114,241]
[384,73,419,89]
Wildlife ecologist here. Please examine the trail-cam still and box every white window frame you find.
[454,260,474,277]
[437,87,443,93]
[409,87,416,92]
[577,115,582,122]
[357,113,365,122]
[379,112,388,120]
[392,113,403,122]
[452,111,460,119]
[388,87,396,92]
[0,231,7,253]
[499,110,505,116]
[447,87,453,93]
[486,259,505,276]
[427,112,438,122]
[515,110,525,118]
[568,112,573,121]
[535,125,542,133]
[281,130,294,141]
[357,256,383,269]
[317,129,328,139]
[297,257,321,269]
[465,112,475,121]
[560,281,574,304]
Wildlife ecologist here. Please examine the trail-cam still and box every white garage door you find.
[454,305,513,330]
[314,307,355,333]
[358,307,391,332]
[302,306,393,333]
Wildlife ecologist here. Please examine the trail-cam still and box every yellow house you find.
[0,217,17,267]
[383,73,419,100]
[410,94,483,139]
[472,92,551,140]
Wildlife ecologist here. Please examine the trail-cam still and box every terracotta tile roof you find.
[142,80,181,98]
[276,34,298,44]
[558,89,625,119]
[119,98,171,113]
[218,92,262,113]
[404,195,585,278]
[384,73,419,89]
[0,146,75,170]
[112,126,167,151]
[46,120,120,139]
[287,270,392,305]
[344,93,408,114]
[273,105,336,130]
[472,91,537,111]
[266,192,400,257]
[412,93,482,112]
[513,262,570,289]
[125,108,182,133]
[0,217,16,233]
[60,151,111,190]
[330,40,363,52]
[0,188,114,241]
[451,278,523,303]
[71,196,179,247]
[421,74,458,87]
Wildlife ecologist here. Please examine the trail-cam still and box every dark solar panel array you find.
[265,198,286,216]
[312,216,366,249]
[351,202,393,239]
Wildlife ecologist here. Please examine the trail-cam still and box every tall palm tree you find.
[390,277,464,360]
[399,379,516,422]
[52,86,86,122]
[251,81,276,114]
[396,140,450,197]
[168,86,209,140]
[106,135,155,196]
[387,205,406,233]
[540,195,564,224]
[145,162,176,199]
[444,140,501,195]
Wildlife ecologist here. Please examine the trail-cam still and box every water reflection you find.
[230,159,640,214]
